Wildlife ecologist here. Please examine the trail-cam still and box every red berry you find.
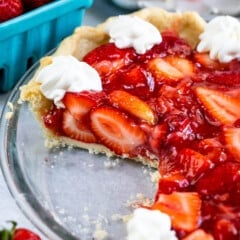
[0,222,41,240]
[0,0,23,22]
[13,228,41,240]
[90,106,146,155]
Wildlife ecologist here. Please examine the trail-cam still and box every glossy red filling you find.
[43,31,240,239]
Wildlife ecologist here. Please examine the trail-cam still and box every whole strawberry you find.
[22,0,52,11]
[0,0,24,22]
[0,221,41,240]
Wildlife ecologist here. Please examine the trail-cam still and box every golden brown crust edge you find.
[20,8,206,166]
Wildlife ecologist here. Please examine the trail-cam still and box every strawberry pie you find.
[20,8,240,240]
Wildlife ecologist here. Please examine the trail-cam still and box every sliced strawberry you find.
[141,31,192,60]
[118,64,154,99]
[160,31,192,57]
[223,126,240,161]
[92,59,125,79]
[195,87,240,125]
[148,56,194,84]
[194,52,227,70]
[148,123,168,154]
[226,88,240,98]
[108,90,157,125]
[157,172,189,194]
[90,106,146,155]
[83,43,135,64]
[83,42,135,76]
[194,53,240,86]
[62,91,104,122]
[140,122,168,155]
[62,92,96,122]
[195,138,227,164]
[43,106,63,135]
[214,218,240,240]
[206,71,240,87]
[178,148,213,183]
[195,162,240,204]
[182,229,214,240]
[152,191,201,231]
[148,57,184,81]
[164,56,195,76]
[62,110,96,143]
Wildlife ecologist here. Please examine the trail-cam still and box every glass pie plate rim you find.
[0,59,74,240]
[0,54,156,240]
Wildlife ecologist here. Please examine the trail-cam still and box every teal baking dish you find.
[0,0,93,92]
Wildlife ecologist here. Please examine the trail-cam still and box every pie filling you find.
[27,13,240,240]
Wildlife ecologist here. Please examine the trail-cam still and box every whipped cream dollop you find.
[36,55,102,108]
[127,208,178,240]
[105,15,162,54]
[197,16,240,63]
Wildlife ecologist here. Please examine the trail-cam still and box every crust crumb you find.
[92,223,108,240]
[126,193,153,208]
[111,213,132,223]
[150,170,161,183]
[5,102,14,120]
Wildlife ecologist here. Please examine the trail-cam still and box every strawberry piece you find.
[160,31,192,57]
[195,138,227,164]
[182,229,214,240]
[13,228,41,240]
[90,106,146,155]
[92,59,125,79]
[43,106,63,135]
[157,172,189,194]
[214,218,240,240]
[62,110,96,143]
[140,122,168,155]
[148,123,168,154]
[62,91,103,122]
[83,43,135,90]
[83,42,135,69]
[194,52,227,70]
[164,56,195,76]
[0,0,23,22]
[223,126,240,161]
[148,57,184,81]
[148,56,194,84]
[118,64,153,99]
[108,90,157,125]
[206,71,240,87]
[195,162,240,204]
[195,87,240,125]
[0,221,41,240]
[83,42,134,63]
[178,148,213,184]
[22,0,52,10]
[152,191,201,231]
[141,31,192,60]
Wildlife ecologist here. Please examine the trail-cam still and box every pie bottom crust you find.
[19,7,206,168]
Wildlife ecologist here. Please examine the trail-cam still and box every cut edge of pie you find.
[19,7,206,168]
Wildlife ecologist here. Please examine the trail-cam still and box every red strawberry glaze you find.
[42,31,240,239]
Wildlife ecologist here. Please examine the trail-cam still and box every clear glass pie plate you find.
[0,59,156,240]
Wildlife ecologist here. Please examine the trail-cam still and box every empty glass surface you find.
[0,61,156,239]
